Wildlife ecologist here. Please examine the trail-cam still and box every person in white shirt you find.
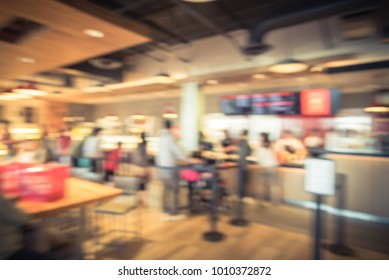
[82,127,103,173]
[156,120,187,220]
[257,132,280,204]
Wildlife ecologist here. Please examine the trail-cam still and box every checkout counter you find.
[202,148,389,222]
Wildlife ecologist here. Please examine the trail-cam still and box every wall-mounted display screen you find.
[220,89,340,116]
[221,95,251,115]
[252,92,300,115]
[300,88,341,116]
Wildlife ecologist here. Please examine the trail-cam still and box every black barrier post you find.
[203,166,225,242]
[328,174,354,256]
[230,167,249,227]
[313,194,323,260]
[304,152,336,260]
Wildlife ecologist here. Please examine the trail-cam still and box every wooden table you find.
[17,177,122,218]
[17,177,123,259]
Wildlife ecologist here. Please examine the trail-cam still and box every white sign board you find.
[304,158,335,195]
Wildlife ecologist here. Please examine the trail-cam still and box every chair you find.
[92,176,141,258]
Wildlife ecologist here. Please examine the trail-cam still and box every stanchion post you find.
[230,166,249,227]
[203,165,225,242]
[313,194,322,260]
[328,173,354,256]
[304,154,336,260]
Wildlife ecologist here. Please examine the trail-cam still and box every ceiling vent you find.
[88,58,123,70]
[341,10,376,40]
[0,17,46,44]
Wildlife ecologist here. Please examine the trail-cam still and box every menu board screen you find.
[252,92,300,115]
[221,95,251,115]
[300,88,341,116]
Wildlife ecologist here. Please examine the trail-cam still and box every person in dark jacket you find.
[135,132,150,206]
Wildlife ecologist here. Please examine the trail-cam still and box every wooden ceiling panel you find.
[0,0,151,79]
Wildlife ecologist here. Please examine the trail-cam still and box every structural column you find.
[179,82,204,153]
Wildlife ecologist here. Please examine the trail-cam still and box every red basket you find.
[0,162,34,196]
[20,164,70,202]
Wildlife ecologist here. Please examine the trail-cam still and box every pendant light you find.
[154,72,175,84]
[364,89,389,113]
[268,58,308,74]
[268,28,308,74]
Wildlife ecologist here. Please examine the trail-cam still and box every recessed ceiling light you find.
[253,74,268,79]
[17,57,36,64]
[83,29,105,38]
[154,72,175,84]
[163,113,178,119]
[171,73,188,80]
[14,84,47,96]
[206,79,218,85]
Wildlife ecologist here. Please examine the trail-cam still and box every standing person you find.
[221,130,233,154]
[1,121,15,159]
[82,128,103,173]
[257,133,279,205]
[103,142,122,183]
[134,132,150,206]
[57,129,71,164]
[40,126,51,162]
[230,129,251,226]
[236,129,251,193]
[156,120,187,221]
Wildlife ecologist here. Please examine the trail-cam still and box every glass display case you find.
[325,113,380,153]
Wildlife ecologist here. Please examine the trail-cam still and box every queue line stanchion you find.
[230,165,249,227]
[203,165,225,242]
[328,173,354,256]
[304,154,336,260]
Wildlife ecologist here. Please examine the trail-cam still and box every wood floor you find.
[85,206,388,260]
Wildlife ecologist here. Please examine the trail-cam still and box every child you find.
[103,142,122,183]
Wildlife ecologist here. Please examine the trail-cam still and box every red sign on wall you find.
[301,88,331,116]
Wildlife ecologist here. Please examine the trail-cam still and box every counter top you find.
[324,150,389,158]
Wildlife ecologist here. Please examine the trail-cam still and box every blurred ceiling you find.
[0,0,150,79]
[0,0,388,103]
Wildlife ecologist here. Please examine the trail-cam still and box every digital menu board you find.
[251,92,300,115]
[300,88,341,116]
[221,95,251,115]
[220,89,340,116]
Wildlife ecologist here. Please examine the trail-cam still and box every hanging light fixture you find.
[153,72,175,84]
[14,83,47,96]
[268,58,309,74]
[364,89,389,113]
